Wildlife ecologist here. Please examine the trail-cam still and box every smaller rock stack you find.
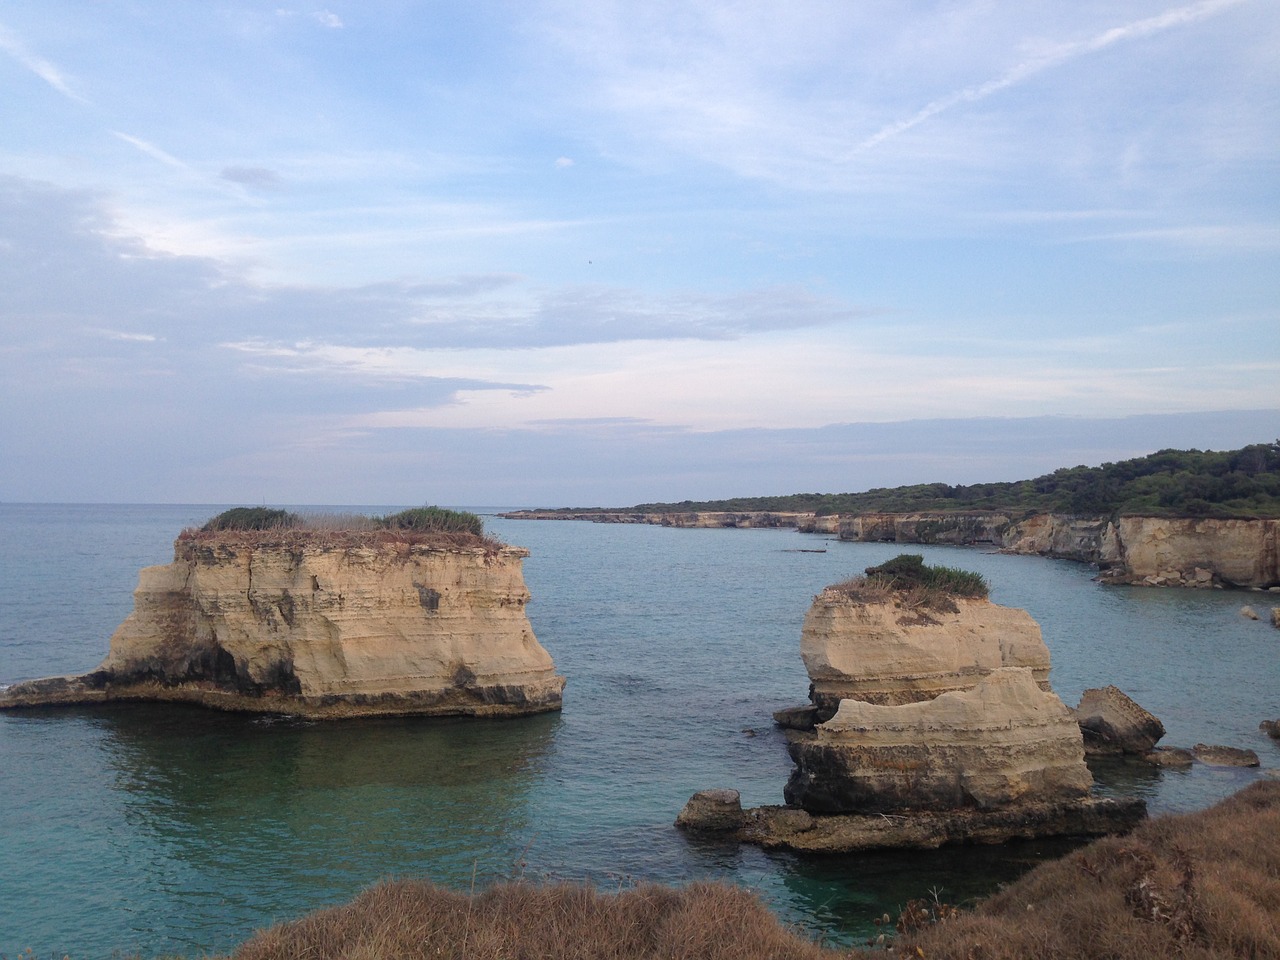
[680,556,1146,851]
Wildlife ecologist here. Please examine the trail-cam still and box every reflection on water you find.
[1,704,558,955]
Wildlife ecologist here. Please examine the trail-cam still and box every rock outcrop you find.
[1192,744,1261,767]
[711,562,1147,853]
[785,668,1093,814]
[504,509,1279,589]
[0,529,565,718]
[834,513,1279,589]
[799,587,1050,719]
[675,789,745,832]
[1075,686,1166,756]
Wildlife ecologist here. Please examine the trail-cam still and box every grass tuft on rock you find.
[829,554,989,614]
[376,506,485,537]
[188,506,498,550]
[201,507,301,532]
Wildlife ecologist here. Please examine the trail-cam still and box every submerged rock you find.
[1193,744,1261,767]
[0,528,565,718]
[784,668,1092,815]
[1242,605,1261,621]
[1075,686,1166,756]
[1144,746,1195,768]
[675,789,745,832]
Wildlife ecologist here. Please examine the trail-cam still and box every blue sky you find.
[1,1,1276,506]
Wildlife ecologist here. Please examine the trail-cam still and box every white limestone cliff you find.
[784,668,1092,814]
[0,530,565,718]
[799,588,1051,716]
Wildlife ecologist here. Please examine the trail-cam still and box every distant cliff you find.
[0,528,565,717]
[835,512,1279,589]
[501,508,1279,588]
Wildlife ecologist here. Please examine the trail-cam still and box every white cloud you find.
[111,131,194,174]
[95,329,159,342]
[851,0,1248,155]
[555,156,574,168]
[314,11,343,29]
[0,20,88,104]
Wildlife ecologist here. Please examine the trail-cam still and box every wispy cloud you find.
[111,132,195,174]
[220,166,284,190]
[850,0,1249,155]
[0,20,89,104]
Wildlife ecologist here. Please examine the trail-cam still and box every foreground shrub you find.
[895,779,1280,959]
[226,879,846,960]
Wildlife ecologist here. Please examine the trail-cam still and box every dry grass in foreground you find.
[220,781,1280,960]
[896,779,1280,959]
[226,880,846,960]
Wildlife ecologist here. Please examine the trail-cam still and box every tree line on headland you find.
[625,442,1280,519]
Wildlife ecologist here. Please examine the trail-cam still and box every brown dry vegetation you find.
[178,526,506,554]
[895,779,1280,959]
[225,879,848,960]
[213,782,1280,960]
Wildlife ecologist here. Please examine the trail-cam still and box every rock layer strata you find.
[785,668,1093,814]
[0,530,565,718]
[800,589,1050,719]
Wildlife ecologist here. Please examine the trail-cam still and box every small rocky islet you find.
[0,506,565,718]
[677,553,1265,852]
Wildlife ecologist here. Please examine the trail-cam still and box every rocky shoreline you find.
[500,509,1280,590]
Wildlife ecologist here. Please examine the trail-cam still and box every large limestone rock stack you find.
[0,508,565,718]
[784,556,1097,820]
[799,565,1051,720]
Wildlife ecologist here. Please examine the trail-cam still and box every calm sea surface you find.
[1,503,1277,957]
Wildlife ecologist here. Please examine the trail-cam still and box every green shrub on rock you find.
[201,507,301,532]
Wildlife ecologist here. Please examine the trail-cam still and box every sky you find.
[1,1,1277,507]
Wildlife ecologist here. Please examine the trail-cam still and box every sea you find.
[1,503,1277,958]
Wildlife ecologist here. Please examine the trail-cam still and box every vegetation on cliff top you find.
[200,780,1280,960]
[831,553,989,612]
[621,441,1280,519]
[194,505,495,546]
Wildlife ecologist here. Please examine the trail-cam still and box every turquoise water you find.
[1,504,1277,957]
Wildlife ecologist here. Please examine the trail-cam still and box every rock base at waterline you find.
[730,796,1147,853]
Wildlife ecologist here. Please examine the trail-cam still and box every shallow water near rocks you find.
[1,503,1277,956]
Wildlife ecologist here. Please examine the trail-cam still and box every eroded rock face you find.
[784,668,1091,814]
[1109,517,1279,589]
[0,532,565,718]
[1075,686,1166,756]
[675,789,745,832]
[800,590,1050,717]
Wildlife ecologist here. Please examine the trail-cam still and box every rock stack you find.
[685,557,1146,852]
[0,526,565,718]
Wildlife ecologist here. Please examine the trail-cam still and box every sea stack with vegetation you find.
[795,553,1052,721]
[0,507,565,718]
[682,556,1145,851]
